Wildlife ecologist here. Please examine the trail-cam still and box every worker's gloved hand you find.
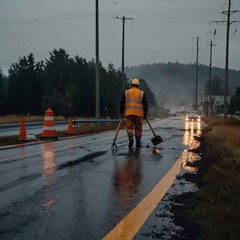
[144,114,147,120]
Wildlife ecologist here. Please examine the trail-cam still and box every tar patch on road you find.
[58,151,107,169]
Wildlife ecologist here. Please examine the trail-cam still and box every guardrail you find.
[0,119,122,130]
[72,119,122,125]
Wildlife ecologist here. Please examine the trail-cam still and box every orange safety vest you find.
[125,87,144,117]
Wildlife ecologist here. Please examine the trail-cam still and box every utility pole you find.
[95,0,100,119]
[114,16,133,93]
[208,41,217,117]
[223,0,231,119]
[195,36,199,111]
[211,0,240,118]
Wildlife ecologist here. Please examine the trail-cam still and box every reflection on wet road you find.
[183,120,201,146]
[113,151,142,209]
[41,142,56,177]
[0,117,204,239]
[181,120,202,172]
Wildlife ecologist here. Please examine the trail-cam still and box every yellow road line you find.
[103,155,183,240]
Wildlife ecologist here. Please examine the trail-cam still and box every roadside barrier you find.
[18,116,27,141]
[41,108,58,139]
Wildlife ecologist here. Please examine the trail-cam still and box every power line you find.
[103,12,213,25]
[151,0,220,6]
[0,12,95,27]
[128,21,157,64]
[104,13,212,25]
[132,17,210,25]
[100,11,121,53]
[105,0,221,7]
[1,3,220,28]
[111,2,219,14]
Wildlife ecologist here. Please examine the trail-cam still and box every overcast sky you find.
[0,0,240,75]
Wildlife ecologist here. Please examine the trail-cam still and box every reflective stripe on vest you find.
[125,88,144,117]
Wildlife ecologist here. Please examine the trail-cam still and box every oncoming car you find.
[185,111,201,122]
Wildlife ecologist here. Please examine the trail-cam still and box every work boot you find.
[136,135,142,148]
[128,134,134,149]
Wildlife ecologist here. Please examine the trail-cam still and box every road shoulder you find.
[135,135,205,239]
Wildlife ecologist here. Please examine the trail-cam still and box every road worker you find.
[119,78,148,149]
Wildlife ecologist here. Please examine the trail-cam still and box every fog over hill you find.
[125,62,240,112]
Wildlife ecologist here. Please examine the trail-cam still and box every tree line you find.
[0,48,158,118]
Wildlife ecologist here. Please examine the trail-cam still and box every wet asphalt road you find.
[0,117,202,240]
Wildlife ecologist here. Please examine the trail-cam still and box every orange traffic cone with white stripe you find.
[41,108,58,139]
[67,116,74,135]
[18,116,27,141]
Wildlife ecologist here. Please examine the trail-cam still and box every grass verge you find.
[184,117,240,239]
[0,115,65,124]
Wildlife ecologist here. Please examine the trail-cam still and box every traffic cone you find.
[19,116,27,141]
[41,108,58,139]
[67,116,74,135]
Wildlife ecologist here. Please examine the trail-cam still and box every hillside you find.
[125,62,240,112]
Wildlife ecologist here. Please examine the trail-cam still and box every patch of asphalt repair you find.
[135,135,204,239]
[0,151,107,192]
